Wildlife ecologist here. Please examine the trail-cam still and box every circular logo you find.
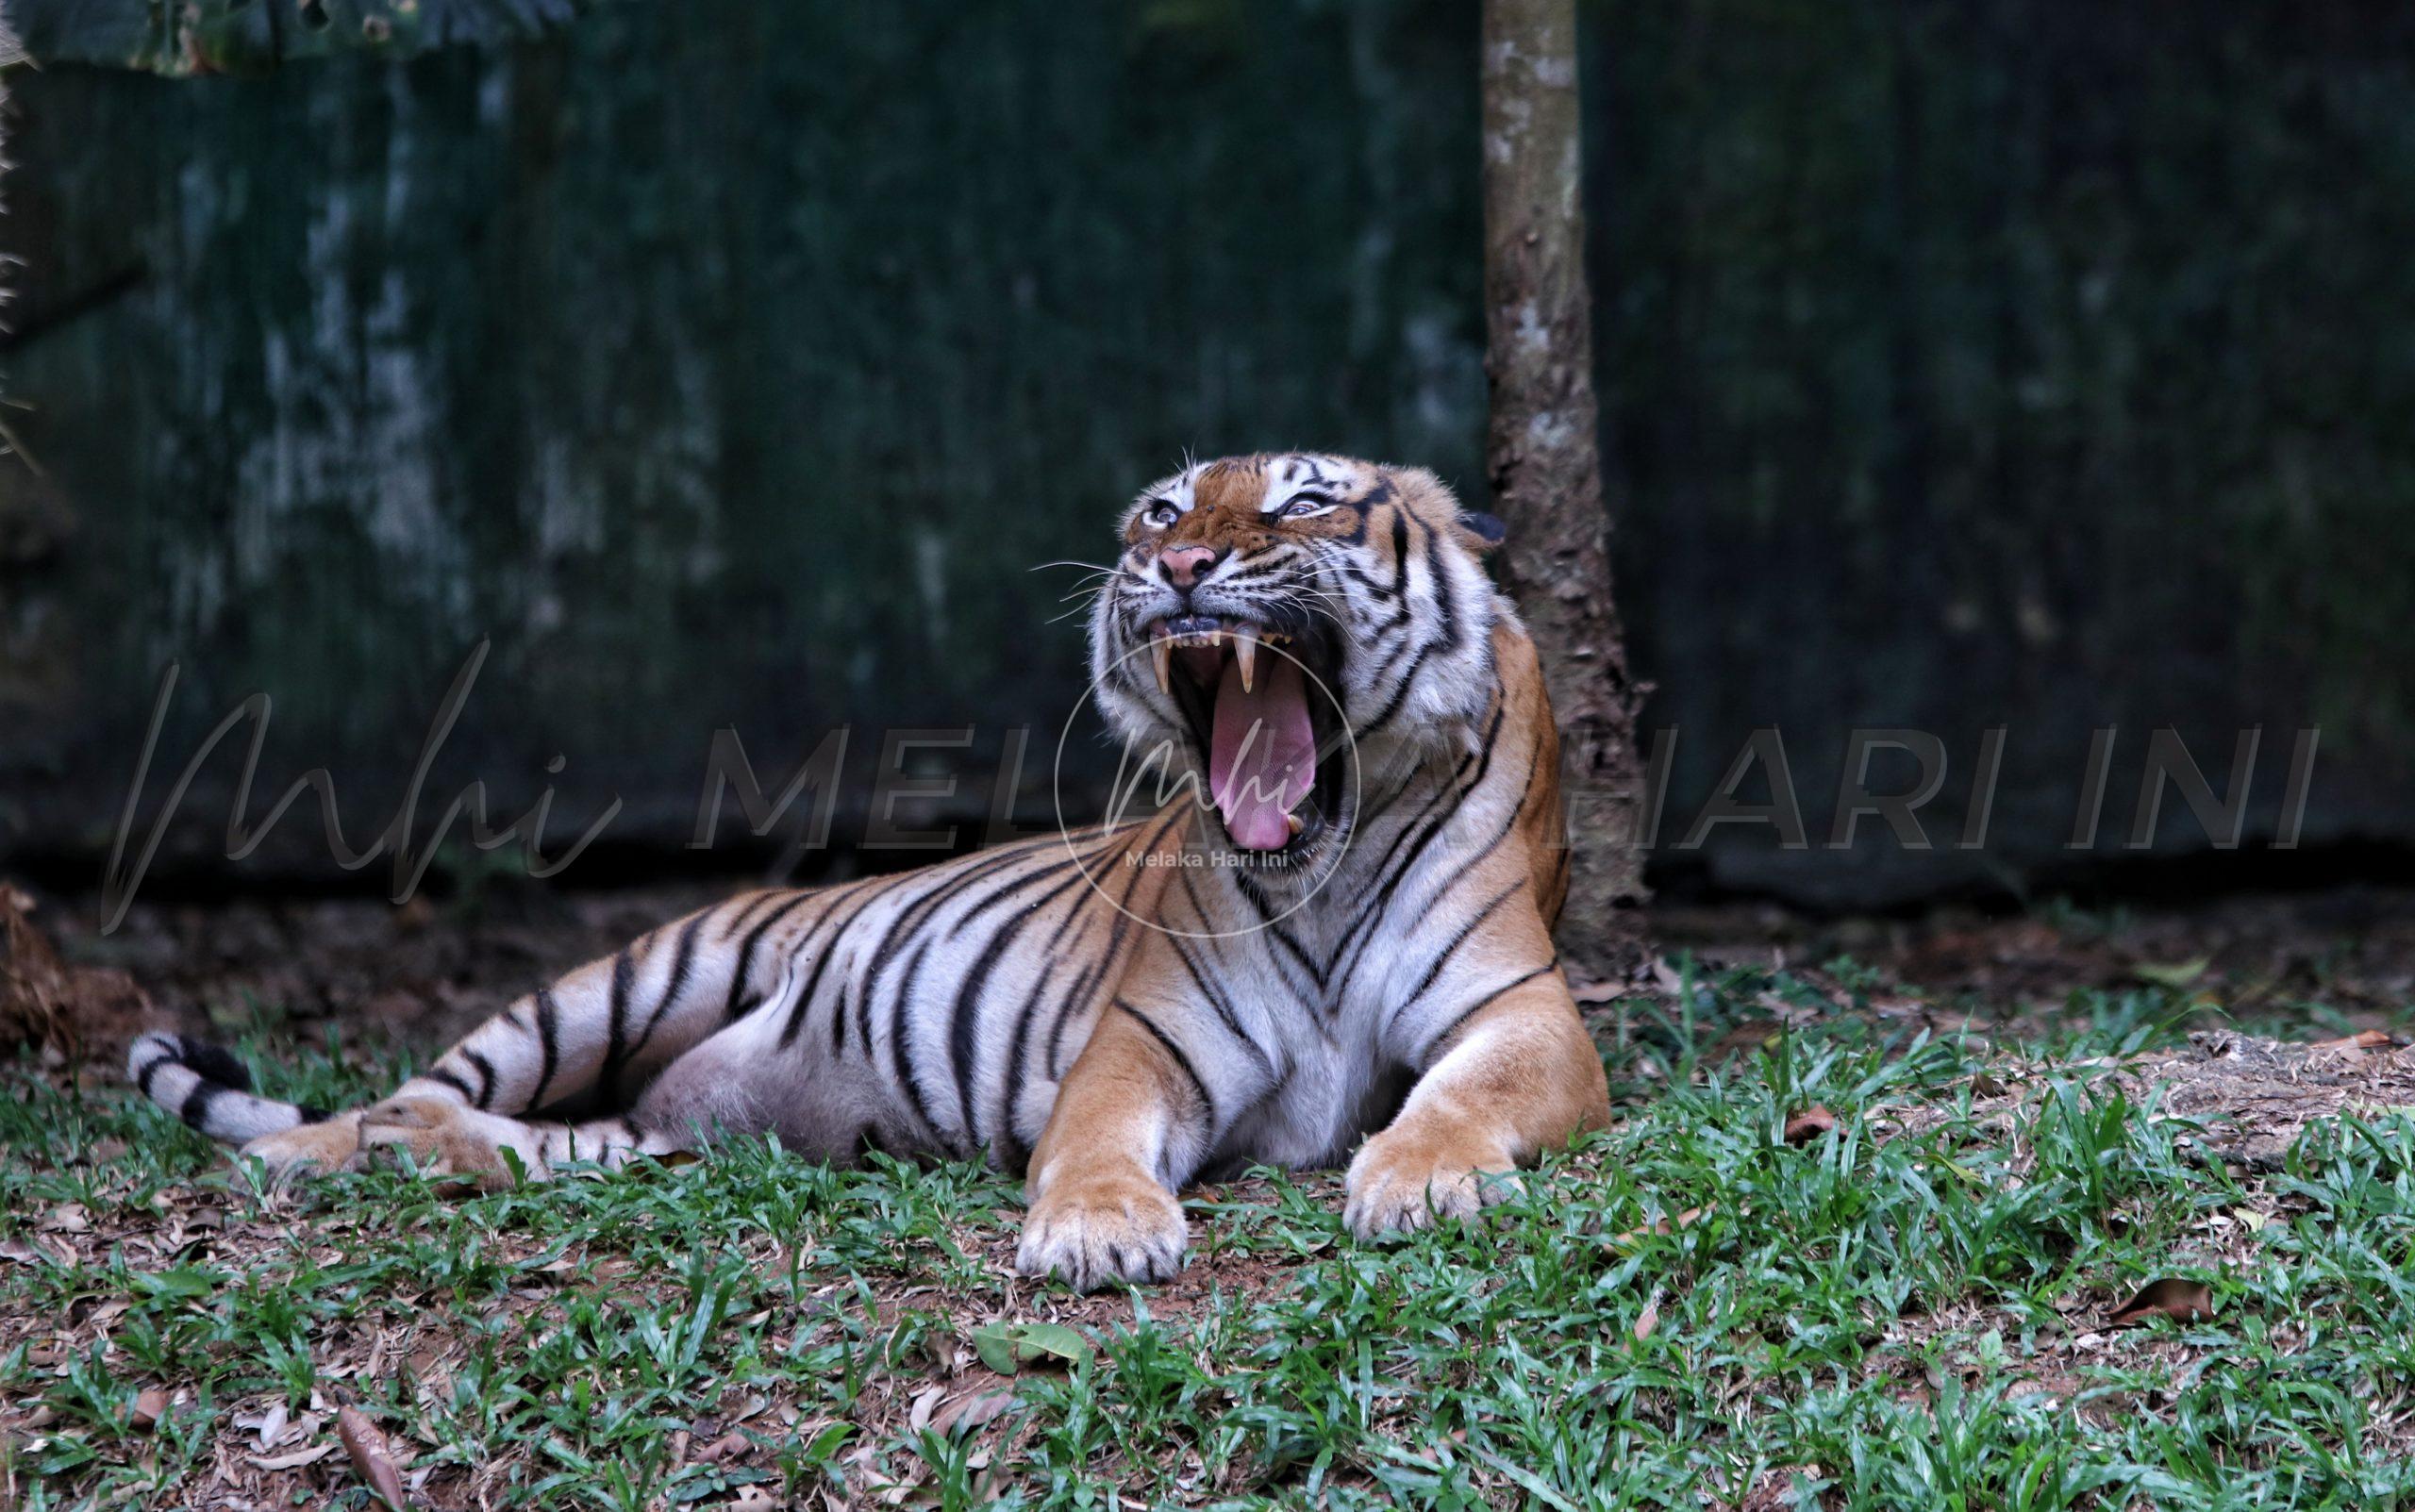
[1049,634,1361,939]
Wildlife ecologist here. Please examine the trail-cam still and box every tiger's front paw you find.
[1343,1126,1520,1239]
[1015,1169,1189,1291]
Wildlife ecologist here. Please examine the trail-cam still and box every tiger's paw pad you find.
[1343,1131,1520,1239]
[1015,1171,1189,1291]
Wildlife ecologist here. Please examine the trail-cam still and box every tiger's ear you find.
[1454,510,1507,554]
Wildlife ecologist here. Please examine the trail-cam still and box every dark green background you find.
[5,0,2410,906]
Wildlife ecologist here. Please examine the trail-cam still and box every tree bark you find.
[1480,0,1649,975]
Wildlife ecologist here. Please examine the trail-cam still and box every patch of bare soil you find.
[15,874,2411,1077]
[26,880,736,1058]
[1894,1027,2415,1174]
[1657,886,2415,1021]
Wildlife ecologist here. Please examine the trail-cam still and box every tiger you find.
[129,452,1612,1290]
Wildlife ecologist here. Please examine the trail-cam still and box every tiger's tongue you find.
[1208,654,1317,851]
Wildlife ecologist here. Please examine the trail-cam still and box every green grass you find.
[5,972,2414,1509]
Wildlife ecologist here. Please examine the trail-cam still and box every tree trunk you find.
[1479,0,1649,976]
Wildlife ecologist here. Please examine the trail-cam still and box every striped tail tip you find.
[126,1032,329,1145]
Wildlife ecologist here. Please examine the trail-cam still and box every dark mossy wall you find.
[1586,0,2415,898]
[4,0,2411,905]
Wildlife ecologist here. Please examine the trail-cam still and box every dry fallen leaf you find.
[2309,1029,2395,1054]
[261,1401,291,1450]
[695,1430,753,1464]
[1783,1105,1839,1145]
[130,1387,169,1429]
[932,1386,1019,1434]
[247,1444,337,1471]
[1608,1205,1714,1245]
[2107,1277,2214,1328]
[338,1404,410,1509]
[1631,1288,1662,1345]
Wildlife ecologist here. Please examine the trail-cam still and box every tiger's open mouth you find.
[1144,613,1347,860]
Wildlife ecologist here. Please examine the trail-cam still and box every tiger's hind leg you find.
[355,997,893,1186]
[147,889,824,1183]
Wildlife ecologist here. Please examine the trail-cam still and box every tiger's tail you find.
[126,1032,331,1145]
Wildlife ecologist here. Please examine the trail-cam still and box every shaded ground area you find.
[21,878,2415,1061]
[3,879,2414,1507]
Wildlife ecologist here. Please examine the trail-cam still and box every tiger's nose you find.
[1158,544,1222,590]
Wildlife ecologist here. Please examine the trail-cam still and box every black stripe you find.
[790,879,896,1054]
[890,940,945,1144]
[1330,706,1514,996]
[632,907,715,1060]
[851,846,1039,1055]
[1364,728,1539,1003]
[601,945,638,1098]
[426,1066,478,1104]
[1035,812,1179,1081]
[1416,959,1558,1065]
[948,870,1089,1154]
[1357,692,1500,837]
[1352,642,1437,747]
[945,855,1086,939]
[994,955,1066,1172]
[530,989,562,1110]
[1224,870,1326,993]
[1381,878,1528,1041]
[1046,914,1126,1079]
[1366,509,1417,637]
[723,890,819,1022]
[719,889,786,941]
[1423,521,1465,656]
[462,1049,497,1110]
[136,1049,173,1101]
[1113,999,1216,1132]
[177,1081,221,1132]
[178,1037,253,1091]
[1169,935,1274,1075]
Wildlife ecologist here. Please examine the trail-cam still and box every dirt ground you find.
[4,872,2410,1156]
[6,876,2414,1507]
[18,875,2412,1065]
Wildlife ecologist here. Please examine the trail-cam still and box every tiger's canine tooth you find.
[1151,636,1173,695]
[1286,810,1304,836]
[1233,624,1258,692]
